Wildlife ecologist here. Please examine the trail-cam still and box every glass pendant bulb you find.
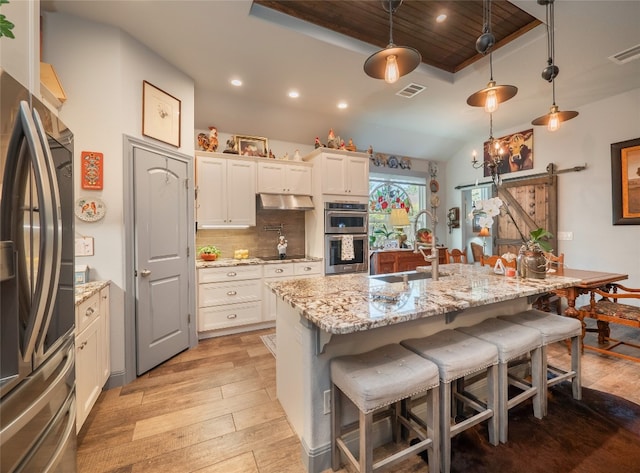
[484,88,498,113]
[548,105,560,132]
[384,54,399,84]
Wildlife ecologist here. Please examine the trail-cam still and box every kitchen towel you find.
[341,235,355,261]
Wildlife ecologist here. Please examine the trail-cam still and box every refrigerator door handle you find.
[2,101,58,364]
[31,108,63,352]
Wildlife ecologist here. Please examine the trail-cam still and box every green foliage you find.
[197,245,221,256]
[0,0,15,40]
[527,227,553,252]
[373,224,396,239]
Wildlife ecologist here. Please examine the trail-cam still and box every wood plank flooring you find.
[77,321,640,473]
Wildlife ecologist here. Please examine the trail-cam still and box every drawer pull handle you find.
[78,341,88,350]
[85,307,95,317]
[227,272,237,277]
[275,269,284,273]
[227,290,237,296]
[303,266,312,271]
[227,314,237,319]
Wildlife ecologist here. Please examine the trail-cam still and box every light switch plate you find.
[557,231,573,241]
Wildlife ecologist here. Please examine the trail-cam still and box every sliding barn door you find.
[493,175,558,256]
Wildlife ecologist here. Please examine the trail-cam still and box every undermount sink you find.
[371,271,432,283]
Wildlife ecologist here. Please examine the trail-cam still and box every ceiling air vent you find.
[396,83,426,98]
[608,44,640,65]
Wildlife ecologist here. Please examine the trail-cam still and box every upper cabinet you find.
[1,0,40,93]
[319,152,369,196]
[257,161,312,195]
[195,153,256,228]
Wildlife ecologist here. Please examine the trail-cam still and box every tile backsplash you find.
[196,209,306,259]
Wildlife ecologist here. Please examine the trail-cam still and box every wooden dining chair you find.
[480,255,517,269]
[446,248,468,264]
[470,242,484,263]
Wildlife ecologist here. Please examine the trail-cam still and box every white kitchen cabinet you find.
[257,161,312,195]
[321,153,369,196]
[198,266,263,333]
[195,153,256,228]
[0,0,39,93]
[75,284,110,432]
[262,261,322,321]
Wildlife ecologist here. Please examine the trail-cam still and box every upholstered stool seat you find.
[331,343,441,473]
[456,318,544,443]
[499,309,582,415]
[401,329,499,473]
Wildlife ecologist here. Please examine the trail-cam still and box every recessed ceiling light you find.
[337,102,348,109]
[230,79,243,87]
[288,90,300,98]
[436,13,447,23]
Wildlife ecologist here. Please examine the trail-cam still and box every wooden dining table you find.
[552,267,629,318]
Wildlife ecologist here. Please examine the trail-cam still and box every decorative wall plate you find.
[75,197,106,222]
[429,179,439,193]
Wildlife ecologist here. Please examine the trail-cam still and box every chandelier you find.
[471,113,505,187]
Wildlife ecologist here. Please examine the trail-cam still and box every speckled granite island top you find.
[267,264,582,334]
[75,280,110,305]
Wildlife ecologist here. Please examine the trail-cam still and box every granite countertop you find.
[75,280,110,305]
[196,255,322,269]
[267,263,582,335]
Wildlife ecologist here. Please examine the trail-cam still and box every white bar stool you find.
[402,329,499,473]
[330,343,441,473]
[499,309,582,415]
[456,318,544,443]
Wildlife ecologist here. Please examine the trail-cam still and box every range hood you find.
[258,193,314,211]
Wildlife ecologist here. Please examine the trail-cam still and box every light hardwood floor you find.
[77,321,640,473]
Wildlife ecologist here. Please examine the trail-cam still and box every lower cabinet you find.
[198,265,263,334]
[262,261,323,321]
[75,284,110,432]
[197,261,323,336]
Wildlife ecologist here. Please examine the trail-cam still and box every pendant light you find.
[532,0,578,131]
[364,0,421,84]
[466,0,518,112]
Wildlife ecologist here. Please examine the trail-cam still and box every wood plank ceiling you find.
[254,0,541,74]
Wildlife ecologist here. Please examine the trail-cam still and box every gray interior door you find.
[134,147,190,375]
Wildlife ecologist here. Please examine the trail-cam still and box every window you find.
[368,177,427,248]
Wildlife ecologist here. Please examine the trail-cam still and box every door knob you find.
[140,269,151,277]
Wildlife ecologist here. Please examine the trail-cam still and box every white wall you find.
[444,88,640,304]
[41,11,195,376]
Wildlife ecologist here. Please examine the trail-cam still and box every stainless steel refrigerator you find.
[1,68,77,472]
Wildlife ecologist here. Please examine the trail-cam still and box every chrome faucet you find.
[413,208,439,281]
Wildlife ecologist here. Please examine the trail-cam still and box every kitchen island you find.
[267,263,582,473]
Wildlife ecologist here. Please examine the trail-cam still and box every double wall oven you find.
[324,202,368,275]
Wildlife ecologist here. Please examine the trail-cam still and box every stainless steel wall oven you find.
[324,202,368,275]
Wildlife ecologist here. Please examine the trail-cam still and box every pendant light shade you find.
[364,0,421,84]
[531,0,578,131]
[466,0,518,111]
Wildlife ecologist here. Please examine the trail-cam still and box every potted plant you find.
[520,227,553,279]
[198,245,221,261]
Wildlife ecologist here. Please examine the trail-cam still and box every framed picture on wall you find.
[483,129,533,178]
[611,137,640,225]
[234,135,269,157]
[142,81,181,147]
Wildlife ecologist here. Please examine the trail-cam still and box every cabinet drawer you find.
[198,302,262,331]
[76,292,100,334]
[263,263,294,278]
[199,279,261,307]
[294,261,323,276]
[198,265,262,283]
